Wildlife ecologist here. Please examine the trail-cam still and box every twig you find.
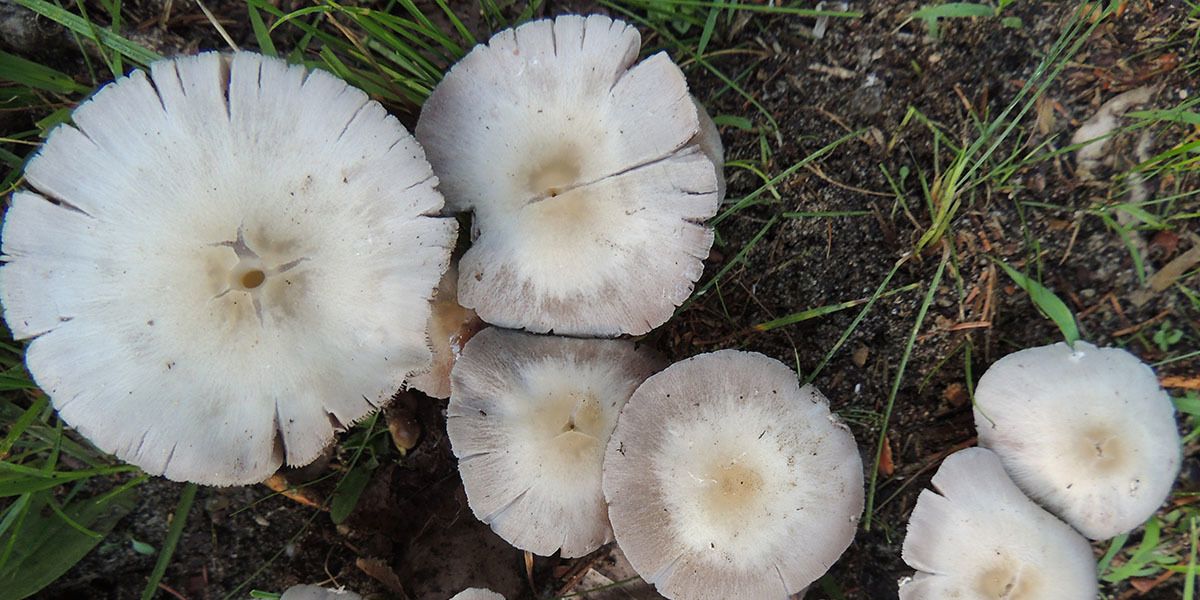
[195,0,239,51]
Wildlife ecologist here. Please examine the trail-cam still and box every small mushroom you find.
[603,350,863,600]
[973,341,1181,539]
[449,589,505,600]
[280,585,362,600]
[408,265,484,399]
[447,328,663,557]
[0,52,457,485]
[900,447,1097,599]
[416,15,721,337]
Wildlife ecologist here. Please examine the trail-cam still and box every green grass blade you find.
[993,258,1080,345]
[803,256,907,385]
[329,461,372,524]
[714,129,863,225]
[13,0,160,67]
[247,4,278,57]
[680,215,779,311]
[0,52,90,94]
[755,283,921,331]
[0,486,137,600]
[864,247,949,530]
[1186,517,1198,600]
[141,483,197,600]
[0,396,49,458]
[431,0,476,47]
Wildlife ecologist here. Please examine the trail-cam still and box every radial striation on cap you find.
[603,350,863,600]
[416,15,721,337]
[973,341,1180,539]
[447,328,663,557]
[0,52,457,486]
[900,447,1098,599]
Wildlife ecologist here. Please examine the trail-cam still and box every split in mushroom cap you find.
[0,52,457,486]
[900,447,1098,600]
[447,328,663,557]
[449,589,505,600]
[416,14,720,337]
[407,264,484,399]
[602,350,863,600]
[973,341,1180,539]
[280,585,362,600]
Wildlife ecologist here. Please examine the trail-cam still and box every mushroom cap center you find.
[976,560,1040,599]
[541,390,606,458]
[699,459,766,516]
[204,225,310,330]
[231,260,267,291]
[525,149,583,199]
[1073,425,1128,473]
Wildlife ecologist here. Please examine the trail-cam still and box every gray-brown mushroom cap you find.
[603,350,863,600]
[900,448,1098,599]
[447,328,663,557]
[973,341,1180,539]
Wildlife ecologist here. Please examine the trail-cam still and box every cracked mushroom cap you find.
[603,350,863,600]
[416,14,720,337]
[973,341,1181,539]
[0,52,457,486]
[900,447,1097,600]
[447,328,663,557]
[449,589,505,600]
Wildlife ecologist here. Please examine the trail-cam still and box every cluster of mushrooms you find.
[0,12,1183,600]
[901,341,1181,599]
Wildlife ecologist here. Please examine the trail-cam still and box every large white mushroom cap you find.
[0,52,456,485]
[973,341,1181,539]
[446,328,662,557]
[900,447,1097,599]
[603,350,863,600]
[416,15,721,337]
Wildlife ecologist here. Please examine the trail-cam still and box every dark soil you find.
[4,1,1197,599]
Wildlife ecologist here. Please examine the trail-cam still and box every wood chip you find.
[356,557,409,599]
[1148,243,1200,292]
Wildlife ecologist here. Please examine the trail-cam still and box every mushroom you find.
[407,265,484,399]
[280,585,362,600]
[446,328,663,557]
[449,589,505,600]
[603,350,863,600]
[0,52,457,485]
[900,447,1097,599]
[690,96,726,202]
[973,341,1181,539]
[416,14,722,337]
